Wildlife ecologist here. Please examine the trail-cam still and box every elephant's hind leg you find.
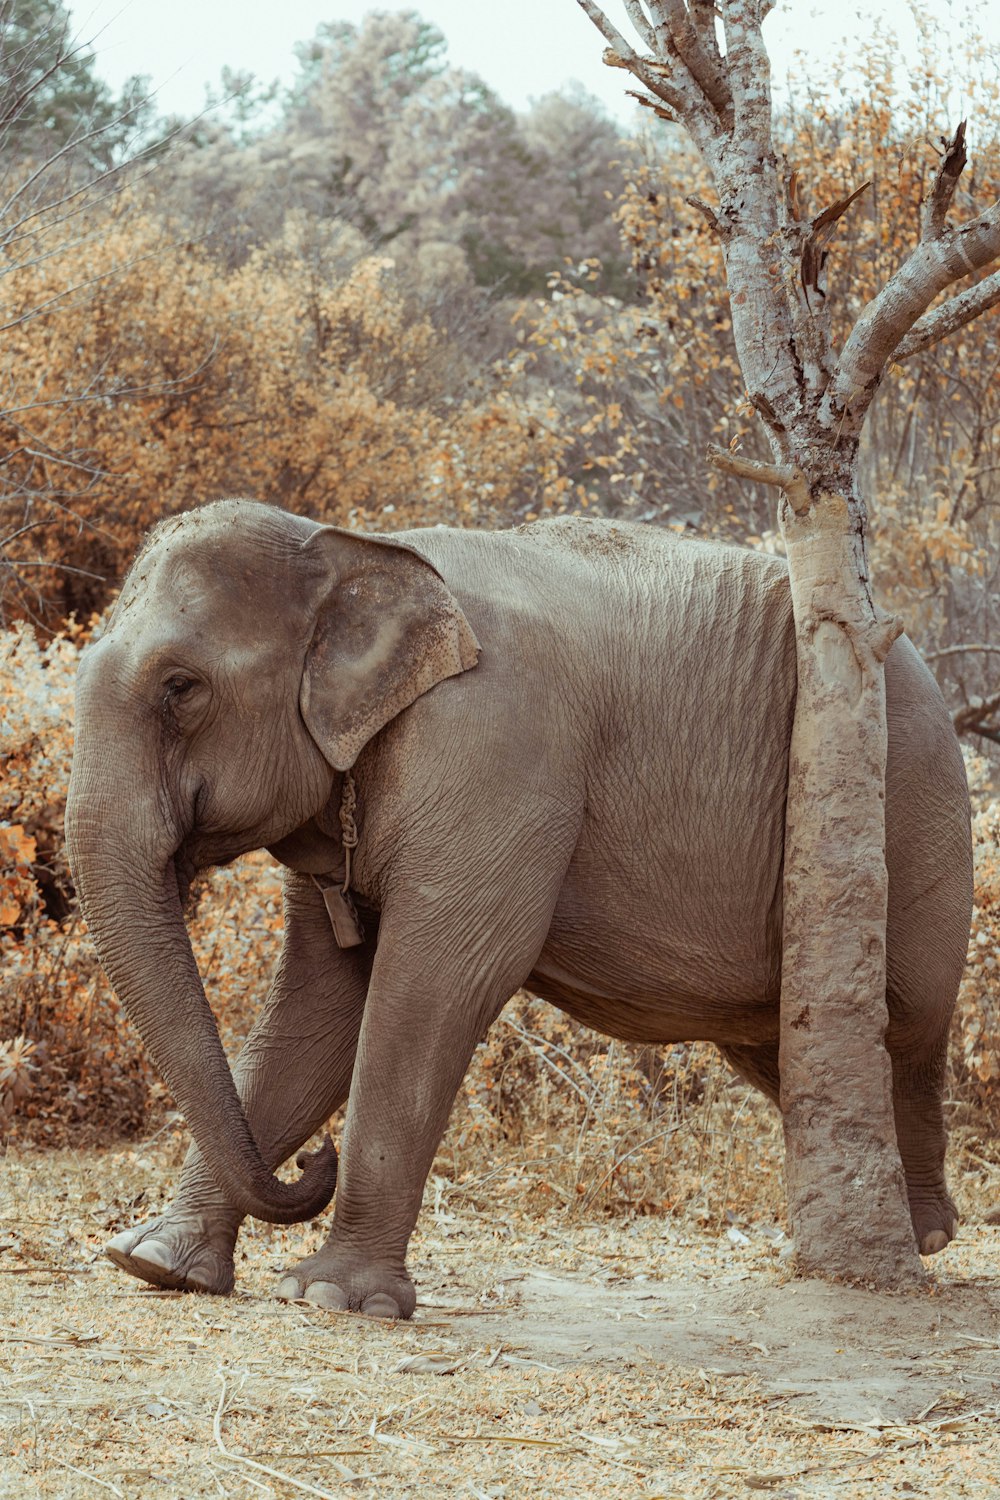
[720,1029,958,1258]
[889,1036,957,1256]
[719,1040,780,1107]
[106,873,373,1293]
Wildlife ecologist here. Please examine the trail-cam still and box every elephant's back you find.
[408,516,797,690]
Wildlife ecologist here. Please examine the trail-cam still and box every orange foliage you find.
[1,624,152,1136]
[0,204,565,624]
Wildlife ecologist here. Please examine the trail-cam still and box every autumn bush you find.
[0,624,151,1137]
[0,199,569,626]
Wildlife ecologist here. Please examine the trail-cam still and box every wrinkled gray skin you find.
[65,500,972,1316]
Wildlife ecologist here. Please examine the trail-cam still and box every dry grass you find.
[1,1100,999,1498]
[5,742,1000,1494]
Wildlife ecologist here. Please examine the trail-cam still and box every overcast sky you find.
[74,0,995,124]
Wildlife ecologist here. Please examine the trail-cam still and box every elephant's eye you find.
[165,675,197,699]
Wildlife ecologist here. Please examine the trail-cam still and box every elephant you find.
[65,498,972,1316]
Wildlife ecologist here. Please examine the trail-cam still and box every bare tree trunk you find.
[778,484,912,1282]
[578,0,1000,1286]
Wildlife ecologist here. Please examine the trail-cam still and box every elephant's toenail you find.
[303,1281,350,1311]
[132,1240,173,1272]
[361,1293,401,1319]
[275,1276,303,1302]
[920,1230,949,1255]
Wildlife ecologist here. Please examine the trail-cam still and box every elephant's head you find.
[65,499,479,1223]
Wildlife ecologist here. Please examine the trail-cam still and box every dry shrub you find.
[443,998,785,1230]
[0,624,153,1139]
[0,202,565,627]
[0,623,296,1143]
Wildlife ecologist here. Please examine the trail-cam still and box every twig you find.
[579,1122,682,1211]
[924,642,1000,661]
[54,1462,124,1497]
[213,1373,359,1495]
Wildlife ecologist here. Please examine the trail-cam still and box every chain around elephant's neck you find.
[338,769,359,893]
[311,771,364,950]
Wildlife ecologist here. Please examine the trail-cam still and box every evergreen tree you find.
[0,0,147,171]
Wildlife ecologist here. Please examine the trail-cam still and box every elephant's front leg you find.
[276,820,574,1318]
[105,873,372,1292]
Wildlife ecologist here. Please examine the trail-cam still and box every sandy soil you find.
[1,1141,998,1498]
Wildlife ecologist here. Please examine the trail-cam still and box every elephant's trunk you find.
[65,782,337,1225]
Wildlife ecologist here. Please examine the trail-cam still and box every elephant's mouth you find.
[172,827,267,912]
[173,846,199,910]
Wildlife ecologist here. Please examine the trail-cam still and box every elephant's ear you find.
[299,526,480,771]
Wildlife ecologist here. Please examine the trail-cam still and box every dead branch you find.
[924,641,1000,662]
[800,183,870,302]
[953,690,1000,743]
[686,194,723,234]
[894,266,1000,361]
[923,122,968,239]
[627,89,680,123]
[706,443,811,511]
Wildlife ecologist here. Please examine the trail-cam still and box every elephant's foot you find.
[275,1247,415,1319]
[105,1213,238,1294]
[909,1187,959,1257]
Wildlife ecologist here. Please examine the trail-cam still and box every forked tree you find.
[578,0,1000,1286]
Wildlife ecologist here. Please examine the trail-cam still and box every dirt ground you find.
[1,1138,999,1499]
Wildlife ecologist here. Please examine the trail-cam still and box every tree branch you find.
[924,641,1000,662]
[707,443,811,511]
[623,0,656,49]
[894,266,1000,361]
[824,198,1000,432]
[576,0,724,145]
[719,0,774,152]
[923,122,967,239]
[953,690,1000,742]
[646,0,733,127]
